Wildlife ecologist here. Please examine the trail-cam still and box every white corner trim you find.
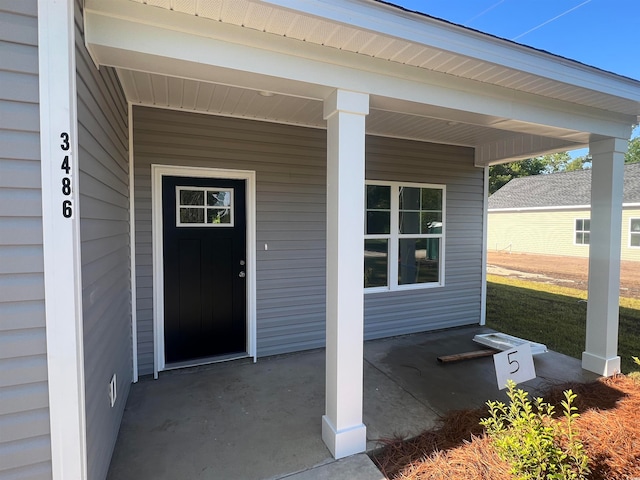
[128,103,139,383]
[480,166,489,326]
[151,164,258,373]
[38,0,87,479]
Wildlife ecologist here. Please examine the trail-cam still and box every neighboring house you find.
[2,1,640,479]
[488,163,640,262]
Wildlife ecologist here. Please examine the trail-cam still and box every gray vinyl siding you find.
[364,137,482,338]
[133,107,327,374]
[133,107,483,374]
[0,1,52,479]
[75,2,131,480]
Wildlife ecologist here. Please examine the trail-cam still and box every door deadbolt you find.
[240,260,245,266]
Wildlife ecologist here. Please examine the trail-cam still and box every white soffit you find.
[116,68,587,150]
[117,69,325,127]
[125,0,640,118]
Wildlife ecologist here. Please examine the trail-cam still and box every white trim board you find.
[151,164,257,376]
[490,203,640,213]
[480,166,489,326]
[38,0,87,478]
[128,103,139,382]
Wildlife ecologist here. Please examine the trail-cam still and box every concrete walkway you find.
[107,326,598,480]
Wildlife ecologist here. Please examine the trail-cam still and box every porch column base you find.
[582,351,621,376]
[322,415,367,459]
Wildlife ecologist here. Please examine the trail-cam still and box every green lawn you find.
[486,274,640,374]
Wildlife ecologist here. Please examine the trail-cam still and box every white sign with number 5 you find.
[493,343,536,389]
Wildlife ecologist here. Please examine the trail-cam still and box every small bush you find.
[480,380,589,480]
[630,356,640,383]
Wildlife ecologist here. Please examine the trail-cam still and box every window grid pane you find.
[364,239,388,288]
[631,219,640,247]
[176,187,234,227]
[365,182,444,290]
[398,238,440,285]
[575,218,590,245]
[366,185,391,235]
[398,187,443,235]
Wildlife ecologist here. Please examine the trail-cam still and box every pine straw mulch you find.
[371,375,640,480]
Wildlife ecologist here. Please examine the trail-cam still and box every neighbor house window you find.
[630,219,640,248]
[575,218,590,245]
[365,181,445,291]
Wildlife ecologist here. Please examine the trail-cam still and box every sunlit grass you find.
[486,274,640,373]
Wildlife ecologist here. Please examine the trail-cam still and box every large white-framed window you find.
[575,218,590,245]
[364,181,445,292]
[630,218,640,248]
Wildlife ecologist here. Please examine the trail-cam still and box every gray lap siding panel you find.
[133,107,327,373]
[0,1,52,479]
[364,137,482,339]
[133,107,483,375]
[75,2,131,480]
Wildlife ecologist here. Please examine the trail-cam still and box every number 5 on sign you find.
[493,343,536,389]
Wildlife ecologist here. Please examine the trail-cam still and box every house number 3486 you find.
[60,132,73,218]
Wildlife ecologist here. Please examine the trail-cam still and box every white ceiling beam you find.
[474,134,585,166]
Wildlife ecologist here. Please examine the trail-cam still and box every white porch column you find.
[582,137,628,376]
[322,89,369,459]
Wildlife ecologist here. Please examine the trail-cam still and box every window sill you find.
[364,282,444,294]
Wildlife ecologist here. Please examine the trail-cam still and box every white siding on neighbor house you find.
[0,2,53,480]
[487,208,640,262]
[364,137,482,338]
[133,107,483,375]
[75,2,132,480]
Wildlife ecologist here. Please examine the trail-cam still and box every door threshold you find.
[164,352,250,371]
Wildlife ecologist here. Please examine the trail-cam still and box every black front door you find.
[162,175,247,364]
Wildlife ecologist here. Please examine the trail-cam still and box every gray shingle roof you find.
[488,163,640,210]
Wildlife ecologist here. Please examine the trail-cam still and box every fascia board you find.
[260,0,640,102]
[85,3,634,138]
[475,136,588,166]
[489,204,640,212]
[488,205,592,213]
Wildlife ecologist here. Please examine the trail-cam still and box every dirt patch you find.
[487,251,640,299]
[372,375,640,480]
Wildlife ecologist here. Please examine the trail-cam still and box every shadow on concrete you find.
[107,325,601,480]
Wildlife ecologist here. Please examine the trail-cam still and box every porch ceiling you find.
[85,0,640,165]
[116,69,586,151]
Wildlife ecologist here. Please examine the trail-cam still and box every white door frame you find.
[151,164,257,376]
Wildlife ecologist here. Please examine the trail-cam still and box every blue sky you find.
[392,0,639,81]
[392,0,640,149]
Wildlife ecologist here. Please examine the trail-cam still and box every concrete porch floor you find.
[107,326,599,480]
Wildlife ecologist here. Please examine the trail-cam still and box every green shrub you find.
[480,380,589,480]
[631,356,640,383]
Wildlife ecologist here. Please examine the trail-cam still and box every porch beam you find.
[83,3,635,139]
[474,134,584,166]
[582,137,628,376]
[322,89,369,459]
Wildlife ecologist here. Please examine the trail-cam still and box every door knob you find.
[239,271,246,278]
